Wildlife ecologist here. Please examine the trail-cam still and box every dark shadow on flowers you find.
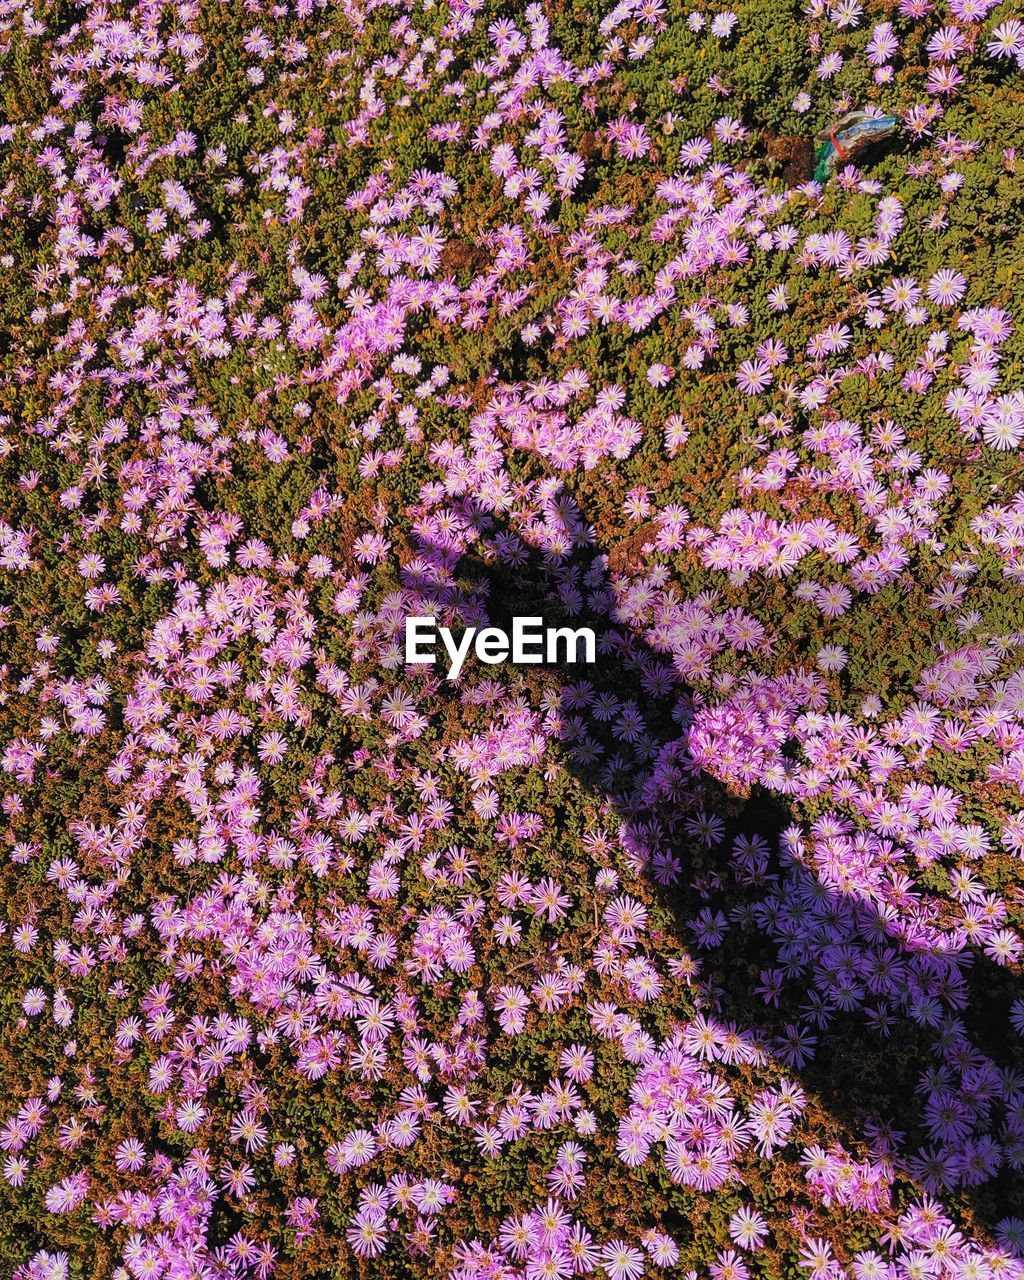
[414,531,1024,1235]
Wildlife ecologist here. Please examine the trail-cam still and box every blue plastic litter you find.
[813,110,901,182]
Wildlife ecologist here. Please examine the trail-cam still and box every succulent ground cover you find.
[2,0,1024,1275]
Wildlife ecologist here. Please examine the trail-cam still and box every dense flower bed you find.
[1,0,1024,1275]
